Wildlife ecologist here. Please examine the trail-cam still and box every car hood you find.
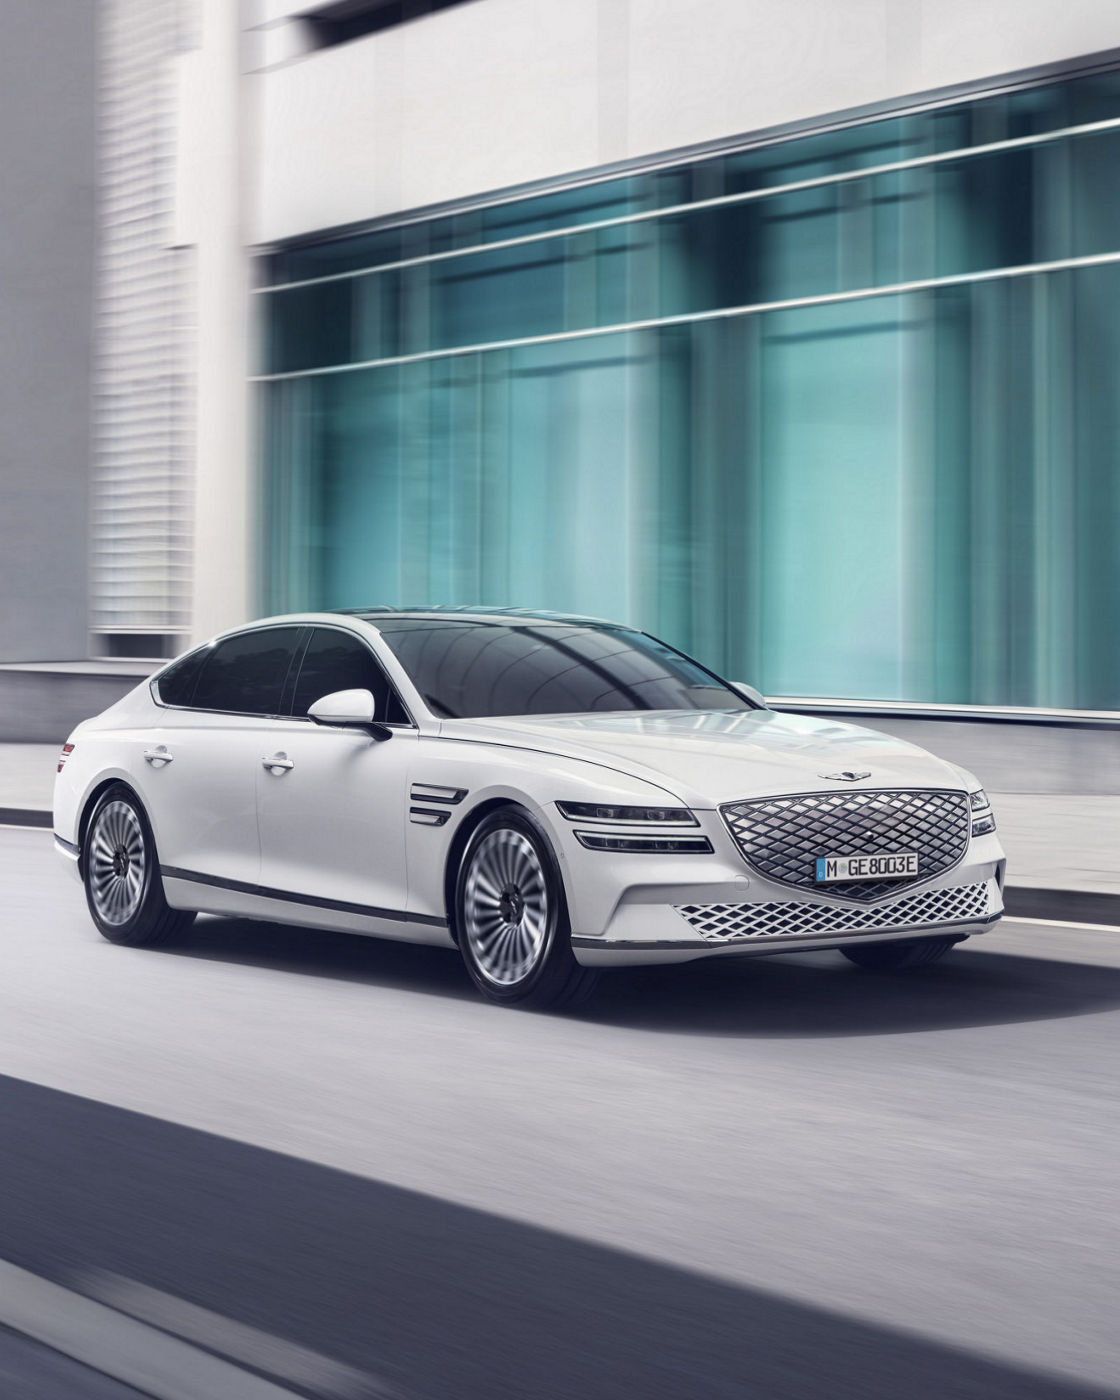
[441,709,968,806]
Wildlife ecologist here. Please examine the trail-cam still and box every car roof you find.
[331,605,636,629]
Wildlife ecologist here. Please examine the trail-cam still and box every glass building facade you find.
[256,68,1120,709]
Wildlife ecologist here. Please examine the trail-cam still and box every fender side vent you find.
[410,783,467,805]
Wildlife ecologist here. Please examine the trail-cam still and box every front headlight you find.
[557,801,697,825]
[969,789,996,836]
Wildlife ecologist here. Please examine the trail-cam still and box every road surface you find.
[0,824,1118,1398]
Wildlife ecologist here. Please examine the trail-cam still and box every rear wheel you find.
[455,808,598,1009]
[840,935,962,971]
[84,784,195,947]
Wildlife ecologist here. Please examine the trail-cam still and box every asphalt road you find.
[1,824,1119,1398]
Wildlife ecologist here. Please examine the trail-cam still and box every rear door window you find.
[191,627,304,716]
[292,628,410,723]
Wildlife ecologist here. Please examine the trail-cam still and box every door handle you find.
[144,747,173,765]
[262,753,295,773]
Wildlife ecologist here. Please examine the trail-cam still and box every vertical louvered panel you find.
[90,0,195,650]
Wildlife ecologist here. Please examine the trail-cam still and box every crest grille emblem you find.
[820,770,872,782]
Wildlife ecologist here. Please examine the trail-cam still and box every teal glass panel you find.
[756,185,840,302]
[1066,66,1120,125]
[720,115,924,197]
[477,178,649,240]
[265,279,352,375]
[268,227,404,286]
[430,240,567,348]
[351,269,402,363]
[1070,264,1120,708]
[656,205,760,317]
[1070,130,1120,259]
[757,297,907,698]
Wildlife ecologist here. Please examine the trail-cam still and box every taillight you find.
[57,743,75,773]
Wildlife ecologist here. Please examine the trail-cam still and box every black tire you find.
[840,935,963,971]
[453,807,598,1009]
[83,783,196,947]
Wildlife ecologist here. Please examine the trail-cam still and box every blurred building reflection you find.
[27,0,1120,716]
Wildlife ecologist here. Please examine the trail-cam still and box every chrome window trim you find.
[148,625,304,717]
[148,622,419,730]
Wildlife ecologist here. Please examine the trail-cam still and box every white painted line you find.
[0,1258,303,1399]
[81,1270,390,1399]
[1007,915,1120,934]
[0,1257,393,1400]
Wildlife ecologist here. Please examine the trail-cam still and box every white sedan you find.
[54,608,1006,1008]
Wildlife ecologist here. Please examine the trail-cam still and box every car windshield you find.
[371,618,752,719]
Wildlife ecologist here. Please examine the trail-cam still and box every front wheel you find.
[454,808,598,1009]
[840,935,963,971]
[84,784,195,947]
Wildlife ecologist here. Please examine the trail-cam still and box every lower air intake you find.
[676,881,991,943]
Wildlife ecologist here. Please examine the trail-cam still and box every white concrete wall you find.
[177,0,253,645]
[247,0,1120,245]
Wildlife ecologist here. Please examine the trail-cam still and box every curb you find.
[2,810,1117,927]
[0,809,51,829]
[1002,885,1120,928]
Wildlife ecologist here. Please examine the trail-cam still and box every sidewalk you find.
[3,742,1117,925]
[0,744,59,826]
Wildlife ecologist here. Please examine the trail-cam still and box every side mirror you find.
[733,682,767,709]
[307,689,391,740]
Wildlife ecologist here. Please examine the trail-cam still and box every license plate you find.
[815,852,918,883]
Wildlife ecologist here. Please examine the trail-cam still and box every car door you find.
[142,625,306,889]
[255,625,417,925]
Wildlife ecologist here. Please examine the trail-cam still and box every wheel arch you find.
[77,778,147,878]
[442,797,528,944]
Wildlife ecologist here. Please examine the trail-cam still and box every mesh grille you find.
[676,882,990,943]
[720,789,970,901]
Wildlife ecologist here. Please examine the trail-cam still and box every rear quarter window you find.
[153,647,209,707]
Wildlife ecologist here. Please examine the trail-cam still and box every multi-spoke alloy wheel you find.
[462,828,549,987]
[454,808,598,1009]
[82,784,195,946]
[88,799,147,926]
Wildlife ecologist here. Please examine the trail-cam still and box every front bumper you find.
[562,807,1006,966]
[573,896,1001,965]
